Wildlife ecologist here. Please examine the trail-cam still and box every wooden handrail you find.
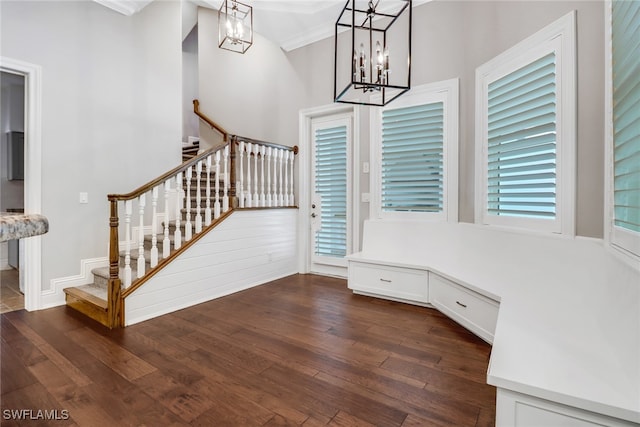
[108,143,229,202]
[193,99,228,140]
[233,135,299,155]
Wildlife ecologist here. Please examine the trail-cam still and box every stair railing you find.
[234,136,298,209]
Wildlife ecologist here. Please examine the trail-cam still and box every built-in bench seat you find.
[347,219,640,426]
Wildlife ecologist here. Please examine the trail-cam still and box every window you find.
[476,12,576,234]
[371,79,459,221]
[606,0,640,259]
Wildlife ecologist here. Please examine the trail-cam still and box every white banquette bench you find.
[347,220,640,426]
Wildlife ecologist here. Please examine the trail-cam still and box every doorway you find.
[298,105,359,278]
[1,57,43,311]
[1,72,25,312]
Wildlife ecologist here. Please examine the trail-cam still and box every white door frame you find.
[1,57,43,311]
[297,103,360,276]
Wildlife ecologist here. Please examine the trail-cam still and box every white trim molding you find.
[1,57,43,311]
[603,1,640,268]
[42,257,108,309]
[475,11,577,236]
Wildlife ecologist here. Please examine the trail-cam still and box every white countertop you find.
[349,220,640,424]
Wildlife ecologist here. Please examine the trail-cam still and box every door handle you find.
[311,213,316,218]
[312,204,316,208]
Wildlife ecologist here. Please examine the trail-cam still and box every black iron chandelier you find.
[334,0,412,106]
[218,0,253,54]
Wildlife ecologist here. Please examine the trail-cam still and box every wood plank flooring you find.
[0,274,495,426]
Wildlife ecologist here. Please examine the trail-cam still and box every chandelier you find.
[218,0,253,54]
[334,0,412,106]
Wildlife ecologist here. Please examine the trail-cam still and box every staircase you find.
[64,172,218,327]
[182,139,199,161]
[63,102,299,328]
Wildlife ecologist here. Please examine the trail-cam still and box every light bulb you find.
[236,20,243,38]
[226,18,233,37]
[376,41,383,66]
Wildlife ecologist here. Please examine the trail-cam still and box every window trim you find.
[475,11,576,235]
[370,78,459,222]
[604,1,640,263]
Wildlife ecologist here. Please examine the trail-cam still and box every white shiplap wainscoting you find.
[124,209,298,325]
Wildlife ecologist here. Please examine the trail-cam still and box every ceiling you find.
[94,0,428,52]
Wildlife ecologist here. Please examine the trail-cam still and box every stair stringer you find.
[123,208,298,326]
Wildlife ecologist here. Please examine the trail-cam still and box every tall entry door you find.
[309,113,352,275]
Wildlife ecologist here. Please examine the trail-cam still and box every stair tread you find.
[64,284,108,309]
[122,247,151,258]
[92,265,137,279]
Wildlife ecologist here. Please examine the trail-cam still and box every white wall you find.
[197,7,304,149]
[287,1,605,239]
[182,24,199,142]
[125,209,298,325]
[0,0,182,293]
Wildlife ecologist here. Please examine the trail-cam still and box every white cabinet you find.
[348,261,428,304]
[429,273,499,344]
[496,389,638,427]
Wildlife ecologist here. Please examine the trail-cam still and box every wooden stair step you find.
[64,284,109,327]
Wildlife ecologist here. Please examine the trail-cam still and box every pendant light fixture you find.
[334,0,412,106]
[218,0,253,54]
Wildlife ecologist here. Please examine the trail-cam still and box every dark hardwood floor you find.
[0,274,495,426]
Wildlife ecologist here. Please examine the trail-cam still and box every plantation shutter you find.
[381,102,444,212]
[314,125,347,257]
[486,52,557,219]
[612,0,640,233]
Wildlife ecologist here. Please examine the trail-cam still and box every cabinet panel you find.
[348,262,428,303]
[497,389,636,427]
[429,272,498,343]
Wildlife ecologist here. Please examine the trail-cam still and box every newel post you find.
[107,199,123,328]
[229,136,238,208]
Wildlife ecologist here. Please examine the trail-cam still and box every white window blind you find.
[612,0,640,234]
[487,52,557,219]
[476,12,575,234]
[381,102,444,213]
[314,125,347,258]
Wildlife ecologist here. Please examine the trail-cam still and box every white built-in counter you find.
[347,220,640,426]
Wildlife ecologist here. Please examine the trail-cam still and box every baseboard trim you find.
[41,257,108,309]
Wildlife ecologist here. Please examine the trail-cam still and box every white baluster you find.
[137,194,146,278]
[278,149,284,207]
[284,151,290,207]
[185,165,193,241]
[123,200,132,288]
[289,150,295,206]
[260,145,266,207]
[214,150,221,219]
[238,141,245,208]
[246,142,253,208]
[223,145,230,213]
[175,172,183,250]
[150,186,159,268]
[195,160,202,234]
[253,143,259,205]
[272,148,278,207]
[205,155,212,226]
[163,180,170,259]
[266,147,272,207]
